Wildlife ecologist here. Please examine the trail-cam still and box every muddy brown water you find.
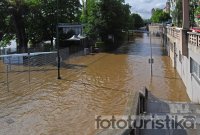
[0,33,189,135]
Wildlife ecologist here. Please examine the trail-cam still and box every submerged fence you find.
[0,47,85,92]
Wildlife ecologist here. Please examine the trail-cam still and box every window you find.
[199,65,200,78]
[179,51,182,63]
[191,58,198,74]
[190,58,200,81]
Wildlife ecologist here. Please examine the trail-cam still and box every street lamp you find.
[149,31,153,77]
[56,0,61,79]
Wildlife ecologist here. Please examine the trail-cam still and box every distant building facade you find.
[169,0,177,23]
[151,8,155,15]
[169,0,177,12]
[163,1,170,13]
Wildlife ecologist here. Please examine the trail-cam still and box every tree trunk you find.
[10,7,28,53]
[50,26,54,49]
[50,36,53,50]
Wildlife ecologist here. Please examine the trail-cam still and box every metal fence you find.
[0,47,85,92]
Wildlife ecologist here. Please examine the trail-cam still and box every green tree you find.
[195,6,200,26]
[27,0,81,46]
[0,1,14,47]
[195,6,200,16]
[171,0,182,27]
[0,0,81,51]
[0,0,43,51]
[82,0,98,39]
[84,0,131,50]
[7,0,41,52]
[129,13,144,29]
[151,8,171,23]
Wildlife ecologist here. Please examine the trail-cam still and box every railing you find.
[121,88,149,135]
[167,27,180,39]
[198,34,200,47]
[188,32,200,46]
[149,23,163,26]
[0,47,87,92]
[148,25,163,35]
[166,27,200,47]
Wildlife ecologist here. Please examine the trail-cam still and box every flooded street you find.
[0,33,189,135]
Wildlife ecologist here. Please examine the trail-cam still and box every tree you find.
[195,6,200,16]
[128,13,144,29]
[0,0,15,47]
[171,0,182,27]
[83,0,131,50]
[0,0,42,52]
[26,0,81,47]
[151,9,171,23]
[195,6,200,26]
[0,0,81,52]
[7,0,40,52]
[82,0,98,39]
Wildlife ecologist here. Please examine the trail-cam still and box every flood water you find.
[0,33,189,135]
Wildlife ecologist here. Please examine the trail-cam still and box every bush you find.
[43,43,53,51]
[95,41,105,51]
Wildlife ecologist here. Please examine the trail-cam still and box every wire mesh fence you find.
[0,47,85,92]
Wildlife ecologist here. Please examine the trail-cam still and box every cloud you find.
[139,0,152,3]
[125,0,167,19]
[155,3,166,8]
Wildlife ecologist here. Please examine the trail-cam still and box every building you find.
[149,0,200,103]
[151,8,155,15]
[169,0,177,23]
[165,27,200,103]
[165,0,200,103]
[169,0,177,12]
[163,1,170,13]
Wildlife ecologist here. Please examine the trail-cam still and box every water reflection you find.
[0,33,189,135]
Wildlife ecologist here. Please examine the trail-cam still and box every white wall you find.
[167,34,200,103]
[188,45,200,103]
[170,41,200,103]
[0,40,17,54]
[157,26,200,103]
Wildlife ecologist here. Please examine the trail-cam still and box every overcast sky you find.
[125,0,167,19]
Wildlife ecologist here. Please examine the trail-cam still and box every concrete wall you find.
[148,25,163,35]
[188,44,200,102]
[167,28,200,103]
[150,25,200,103]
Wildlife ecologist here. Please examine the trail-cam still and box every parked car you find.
[190,27,200,33]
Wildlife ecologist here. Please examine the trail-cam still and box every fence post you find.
[144,88,148,113]
[9,56,11,71]
[28,52,31,84]
[6,64,9,92]
[44,53,47,73]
